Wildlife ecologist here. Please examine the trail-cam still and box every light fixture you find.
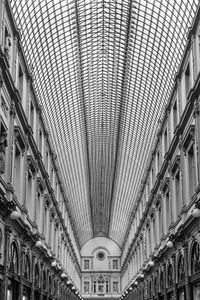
[61,273,67,279]
[35,240,43,248]
[125,291,128,294]
[140,273,144,279]
[67,280,72,285]
[129,287,133,291]
[10,210,21,220]
[166,240,173,248]
[51,261,57,267]
[134,281,138,286]
[72,286,76,290]
[192,207,200,218]
[149,260,154,267]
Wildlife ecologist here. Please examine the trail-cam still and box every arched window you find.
[191,241,200,274]
[54,280,57,296]
[160,271,164,291]
[98,275,104,293]
[167,264,173,287]
[93,278,97,293]
[23,254,30,281]
[9,243,18,274]
[178,255,185,281]
[105,277,109,293]
[154,275,158,294]
[34,264,39,289]
[48,275,52,294]
[149,281,152,297]
[43,270,46,290]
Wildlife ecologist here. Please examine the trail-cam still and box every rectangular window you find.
[93,280,96,293]
[45,150,49,171]
[157,150,160,173]
[185,63,190,97]
[18,64,23,98]
[36,190,41,230]
[175,171,181,214]
[153,217,156,246]
[151,166,155,188]
[188,144,196,198]
[113,259,118,269]
[158,206,163,239]
[164,128,168,153]
[14,146,21,200]
[106,280,109,293]
[113,282,118,293]
[84,282,89,293]
[30,102,34,130]
[43,206,47,236]
[50,166,53,185]
[27,171,32,214]
[38,129,42,154]
[166,191,170,229]
[173,100,178,130]
[84,260,89,270]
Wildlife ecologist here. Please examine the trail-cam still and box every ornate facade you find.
[0,1,200,300]
[0,1,81,299]
[120,4,200,300]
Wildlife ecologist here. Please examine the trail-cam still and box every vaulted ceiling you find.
[10,0,198,249]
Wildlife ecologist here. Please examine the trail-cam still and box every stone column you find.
[31,253,38,300]
[194,98,200,185]
[2,225,12,300]
[22,137,29,212]
[183,242,190,300]
[170,171,177,222]
[171,254,177,300]
[6,101,15,186]
[179,140,187,208]
[189,39,194,88]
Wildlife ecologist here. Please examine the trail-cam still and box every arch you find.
[92,246,110,257]
[167,264,173,287]
[81,237,121,256]
[191,241,200,274]
[9,242,19,274]
[53,279,57,297]
[48,274,52,295]
[160,270,164,292]
[23,253,30,281]
[34,263,40,289]
[154,273,158,295]
[149,279,152,298]
[42,269,46,290]
[177,254,185,281]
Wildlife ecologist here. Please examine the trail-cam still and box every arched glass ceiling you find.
[10,0,198,248]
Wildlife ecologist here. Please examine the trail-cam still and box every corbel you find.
[27,155,37,175]
[14,125,26,151]
[37,177,45,192]
[160,177,170,193]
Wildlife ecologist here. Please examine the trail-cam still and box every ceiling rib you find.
[10,0,199,248]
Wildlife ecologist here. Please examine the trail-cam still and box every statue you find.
[0,132,7,174]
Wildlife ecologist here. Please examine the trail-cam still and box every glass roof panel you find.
[10,0,199,248]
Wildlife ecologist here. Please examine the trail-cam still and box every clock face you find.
[96,251,106,261]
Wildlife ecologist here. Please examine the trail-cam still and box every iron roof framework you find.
[10,0,198,248]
